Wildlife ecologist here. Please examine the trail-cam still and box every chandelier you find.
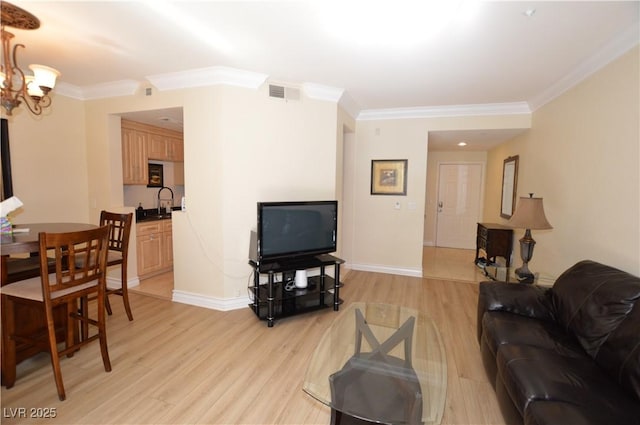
[1,1,60,116]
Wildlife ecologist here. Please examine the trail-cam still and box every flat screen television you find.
[255,200,337,263]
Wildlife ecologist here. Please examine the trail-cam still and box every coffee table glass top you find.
[303,302,447,425]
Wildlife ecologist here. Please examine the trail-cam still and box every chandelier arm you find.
[1,2,57,117]
[15,92,43,116]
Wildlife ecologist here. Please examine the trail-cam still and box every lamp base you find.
[514,267,535,284]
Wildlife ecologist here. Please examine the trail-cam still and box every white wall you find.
[483,46,640,280]
[2,95,90,224]
[347,114,530,277]
[173,84,341,302]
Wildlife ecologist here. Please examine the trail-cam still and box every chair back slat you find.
[39,225,111,299]
[100,211,133,254]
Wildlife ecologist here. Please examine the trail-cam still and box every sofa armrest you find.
[477,281,555,343]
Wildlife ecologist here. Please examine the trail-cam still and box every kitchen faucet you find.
[157,186,174,214]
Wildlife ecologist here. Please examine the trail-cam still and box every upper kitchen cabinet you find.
[122,122,148,185]
[149,133,184,162]
[122,119,184,185]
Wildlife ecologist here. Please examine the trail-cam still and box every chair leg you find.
[1,295,17,388]
[44,306,66,401]
[97,292,112,373]
[120,266,133,321]
[105,294,113,316]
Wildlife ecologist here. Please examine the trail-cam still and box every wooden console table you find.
[475,223,514,267]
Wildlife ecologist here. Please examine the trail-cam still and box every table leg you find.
[1,294,17,388]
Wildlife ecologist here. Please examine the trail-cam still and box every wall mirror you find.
[500,155,519,219]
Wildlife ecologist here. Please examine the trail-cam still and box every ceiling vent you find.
[269,84,300,101]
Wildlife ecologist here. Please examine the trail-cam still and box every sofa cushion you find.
[594,297,640,402]
[477,281,555,343]
[496,344,640,421]
[482,312,584,359]
[524,399,640,425]
[551,260,640,359]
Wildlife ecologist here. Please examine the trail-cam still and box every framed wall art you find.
[370,159,408,195]
[500,155,519,218]
[148,163,164,187]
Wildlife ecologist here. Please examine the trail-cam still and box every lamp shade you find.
[29,64,60,89]
[509,196,553,230]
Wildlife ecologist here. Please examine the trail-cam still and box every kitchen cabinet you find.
[136,219,173,279]
[121,126,148,185]
[162,220,173,268]
[148,134,183,162]
[122,119,183,185]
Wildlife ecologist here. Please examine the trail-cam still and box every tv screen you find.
[257,201,337,262]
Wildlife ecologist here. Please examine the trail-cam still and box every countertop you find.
[136,207,179,223]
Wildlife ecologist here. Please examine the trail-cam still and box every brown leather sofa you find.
[477,260,640,425]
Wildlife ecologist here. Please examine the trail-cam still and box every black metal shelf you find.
[248,255,344,327]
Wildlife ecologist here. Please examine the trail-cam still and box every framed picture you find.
[148,163,163,187]
[371,159,408,195]
[500,155,519,218]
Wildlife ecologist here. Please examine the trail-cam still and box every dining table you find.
[1,222,97,387]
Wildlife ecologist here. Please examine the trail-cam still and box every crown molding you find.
[337,91,361,120]
[357,102,531,121]
[528,21,639,111]
[55,80,140,100]
[302,82,344,102]
[146,66,268,91]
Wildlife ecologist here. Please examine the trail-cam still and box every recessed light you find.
[458,142,467,147]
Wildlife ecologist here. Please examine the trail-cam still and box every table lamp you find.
[509,193,552,283]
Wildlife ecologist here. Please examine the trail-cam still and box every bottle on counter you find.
[136,203,144,220]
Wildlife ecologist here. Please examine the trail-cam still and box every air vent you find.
[269,84,285,98]
[269,84,301,101]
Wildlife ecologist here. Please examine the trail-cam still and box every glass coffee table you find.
[303,302,447,425]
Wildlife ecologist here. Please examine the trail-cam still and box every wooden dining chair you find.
[100,211,134,321]
[0,225,112,401]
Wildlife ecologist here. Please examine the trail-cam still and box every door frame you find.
[434,161,486,248]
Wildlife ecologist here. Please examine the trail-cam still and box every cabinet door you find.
[137,233,163,276]
[122,128,148,185]
[167,137,184,161]
[148,134,168,160]
[163,230,173,268]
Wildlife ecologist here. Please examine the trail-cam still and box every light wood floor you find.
[423,247,487,283]
[129,246,487,303]
[1,270,503,424]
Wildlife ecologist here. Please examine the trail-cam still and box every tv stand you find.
[248,254,344,327]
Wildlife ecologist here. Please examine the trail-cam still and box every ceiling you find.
[6,1,639,150]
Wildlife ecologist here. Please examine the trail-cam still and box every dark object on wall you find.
[500,155,518,218]
[147,163,163,187]
[371,159,407,195]
[1,118,14,200]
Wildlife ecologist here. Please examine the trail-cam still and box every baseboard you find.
[423,240,435,246]
[348,262,423,278]
[172,290,250,311]
[107,275,140,288]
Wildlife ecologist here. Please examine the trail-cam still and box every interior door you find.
[435,163,483,249]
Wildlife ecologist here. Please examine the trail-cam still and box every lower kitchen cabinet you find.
[137,219,173,279]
